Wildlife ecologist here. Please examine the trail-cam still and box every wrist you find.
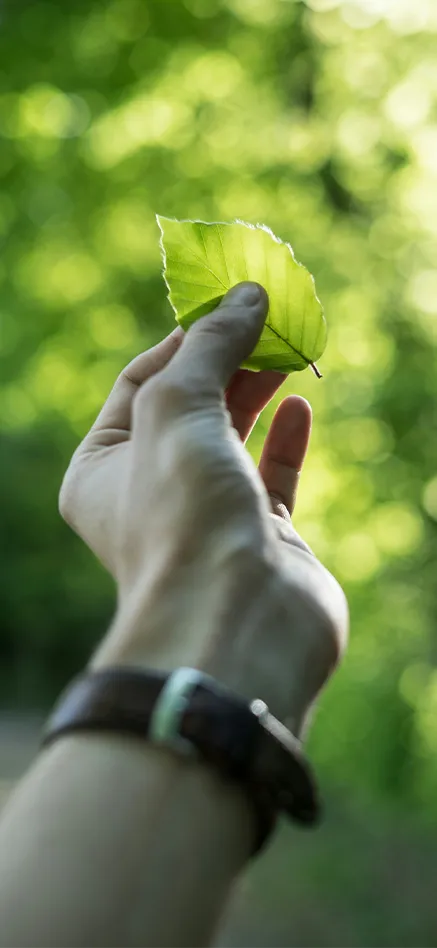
[41,665,320,863]
[90,521,347,739]
[90,554,310,735]
[91,551,272,688]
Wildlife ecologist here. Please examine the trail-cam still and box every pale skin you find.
[0,283,348,947]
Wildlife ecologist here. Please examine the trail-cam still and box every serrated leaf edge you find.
[156,214,326,368]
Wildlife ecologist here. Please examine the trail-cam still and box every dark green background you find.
[1,0,437,943]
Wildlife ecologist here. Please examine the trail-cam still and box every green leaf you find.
[157,215,327,374]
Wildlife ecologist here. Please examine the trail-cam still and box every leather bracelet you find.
[41,667,320,857]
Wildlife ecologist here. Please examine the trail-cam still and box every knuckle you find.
[194,313,228,338]
[281,545,348,671]
[269,493,291,521]
[58,446,87,527]
[195,311,247,350]
[317,605,344,668]
[303,568,348,668]
[136,374,196,420]
[133,377,157,416]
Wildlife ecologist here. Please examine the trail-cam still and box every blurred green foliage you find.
[1,0,437,937]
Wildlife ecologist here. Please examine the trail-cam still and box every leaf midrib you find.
[265,318,311,366]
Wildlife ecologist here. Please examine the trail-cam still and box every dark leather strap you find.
[41,668,320,855]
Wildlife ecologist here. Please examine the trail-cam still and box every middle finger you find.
[225,368,286,442]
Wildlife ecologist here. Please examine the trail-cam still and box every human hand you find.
[59,283,348,733]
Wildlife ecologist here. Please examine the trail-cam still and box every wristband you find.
[41,667,320,856]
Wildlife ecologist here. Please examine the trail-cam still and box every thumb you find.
[165,282,269,393]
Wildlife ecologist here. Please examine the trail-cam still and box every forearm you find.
[0,561,278,948]
[0,537,345,947]
[0,730,254,947]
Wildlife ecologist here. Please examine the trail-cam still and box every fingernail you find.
[225,282,261,306]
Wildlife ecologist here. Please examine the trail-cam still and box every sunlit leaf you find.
[157,215,327,374]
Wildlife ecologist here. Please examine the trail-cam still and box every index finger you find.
[89,328,184,442]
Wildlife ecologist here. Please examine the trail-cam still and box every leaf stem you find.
[310,362,322,379]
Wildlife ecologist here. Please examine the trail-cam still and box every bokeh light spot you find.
[334,532,381,582]
[371,502,424,556]
[399,662,430,708]
[18,85,90,139]
[422,476,437,519]
[407,269,437,315]
[88,304,138,351]
[16,244,103,307]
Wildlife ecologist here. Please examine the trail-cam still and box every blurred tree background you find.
[1,0,437,943]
